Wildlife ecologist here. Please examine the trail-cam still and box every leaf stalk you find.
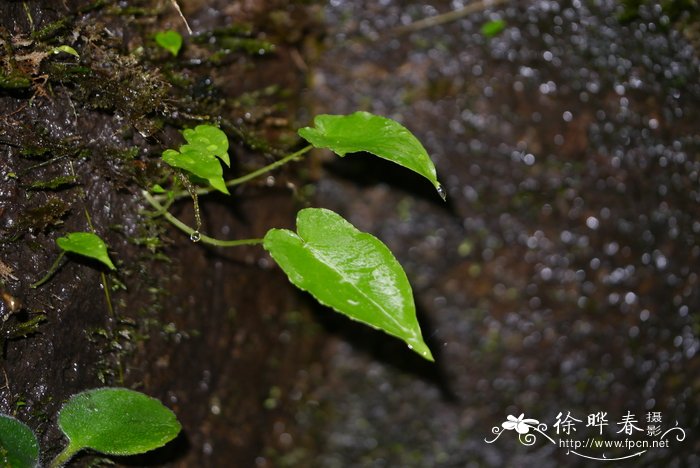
[142,191,263,248]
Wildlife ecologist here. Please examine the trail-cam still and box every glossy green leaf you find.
[481,19,506,37]
[56,232,116,270]
[162,148,229,194]
[298,111,442,195]
[52,45,80,58]
[155,30,183,56]
[58,388,181,457]
[0,415,40,468]
[161,125,230,194]
[264,208,433,360]
[182,125,230,166]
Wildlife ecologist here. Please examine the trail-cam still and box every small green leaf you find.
[58,388,181,458]
[480,19,506,37]
[264,208,433,361]
[0,414,40,468]
[155,30,183,56]
[56,232,116,270]
[182,125,230,166]
[151,184,166,193]
[298,111,442,194]
[52,45,80,58]
[162,148,229,194]
[161,125,231,193]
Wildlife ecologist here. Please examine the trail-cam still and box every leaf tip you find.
[296,126,314,141]
[436,184,447,202]
[408,339,434,362]
[213,181,230,195]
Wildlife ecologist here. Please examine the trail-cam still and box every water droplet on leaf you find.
[436,185,447,201]
[190,231,201,242]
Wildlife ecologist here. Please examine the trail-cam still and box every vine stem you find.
[142,191,264,248]
[389,0,509,35]
[223,144,313,188]
[30,252,65,289]
[158,144,314,202]
[169,0,192,34]
[70,161,116,319]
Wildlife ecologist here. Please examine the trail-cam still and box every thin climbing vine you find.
[142,111,443,360]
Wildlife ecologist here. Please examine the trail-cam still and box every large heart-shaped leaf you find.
[0,415,40,468]
[58,388,181,459]
[162,148,229,194]
[56,232,116,270]
[263,208,433,360]
[298,111,442,196]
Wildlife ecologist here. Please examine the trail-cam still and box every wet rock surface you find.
[1,1,322,466]
[301,0,700,466]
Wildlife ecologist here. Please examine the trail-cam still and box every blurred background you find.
[292,0,700,466]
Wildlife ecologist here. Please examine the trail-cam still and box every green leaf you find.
[51,45,80,58]
[0,415,40,468]
[58,388,181,458]
[480,19,506,37]
[161,125,231,194]
[182,125,230,167]
[162,148,229,194]
[298,111,442,196]
[155,30,183,56]
[56,232,116,270]
[263,208,433,361]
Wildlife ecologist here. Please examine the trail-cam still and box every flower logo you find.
[502,414,540,434]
